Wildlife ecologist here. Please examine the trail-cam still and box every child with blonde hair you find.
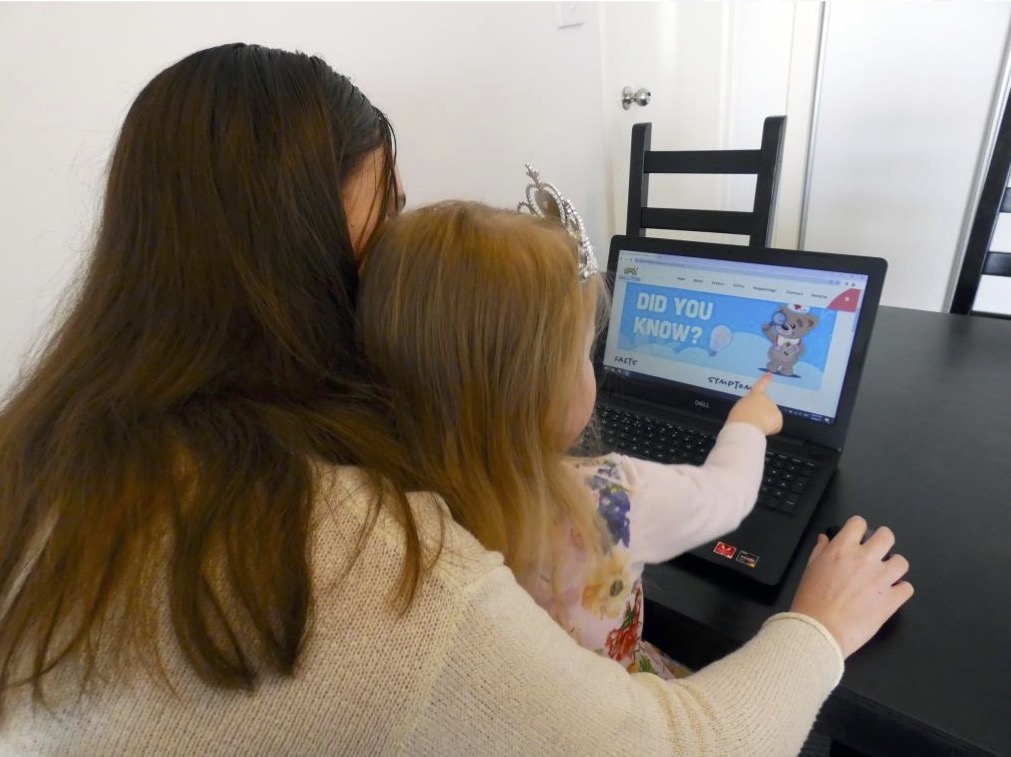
[358,198,782,677]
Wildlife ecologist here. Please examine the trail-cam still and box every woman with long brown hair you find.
[1,43,910,756]
[0,42,424,746]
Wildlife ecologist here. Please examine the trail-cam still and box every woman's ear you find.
[342,149,388,258]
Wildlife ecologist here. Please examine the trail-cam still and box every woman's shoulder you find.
[311,463,505,591]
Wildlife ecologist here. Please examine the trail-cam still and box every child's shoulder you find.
[567,452,624,483]
[567,453,632,550]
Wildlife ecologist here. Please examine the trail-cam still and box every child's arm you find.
[620,422,764,564]
[623,374,782,565]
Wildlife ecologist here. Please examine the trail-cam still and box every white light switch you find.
[555,2,587,29]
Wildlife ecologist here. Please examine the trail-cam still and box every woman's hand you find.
[790,515,914,658]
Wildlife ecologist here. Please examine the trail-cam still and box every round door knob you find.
[621,86,651,110]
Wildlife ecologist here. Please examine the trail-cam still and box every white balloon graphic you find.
[708,325,732,356]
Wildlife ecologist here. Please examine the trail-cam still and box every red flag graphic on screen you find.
[828,288,861,312]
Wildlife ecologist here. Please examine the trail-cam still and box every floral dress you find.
[520,423,767,679]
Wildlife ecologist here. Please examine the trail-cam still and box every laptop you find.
[588,235,887,586]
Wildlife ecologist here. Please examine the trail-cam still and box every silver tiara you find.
[517,164,598,282]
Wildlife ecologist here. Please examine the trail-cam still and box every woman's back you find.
[3,465,472,754]
[4,464,843,757]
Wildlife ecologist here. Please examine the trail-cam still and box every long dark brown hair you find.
[0,43,420,712]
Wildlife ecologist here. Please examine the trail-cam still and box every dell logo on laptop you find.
[695,400,710,410]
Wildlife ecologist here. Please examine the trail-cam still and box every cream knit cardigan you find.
[2,466,843,756]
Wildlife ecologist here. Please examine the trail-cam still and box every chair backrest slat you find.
[643,150,762,175]
[626,116,786,248]
[1000,186,1011,213]
[982,250,1011,276]
[640,208,755,236]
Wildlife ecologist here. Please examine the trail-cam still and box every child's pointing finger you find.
[750,372,773,394]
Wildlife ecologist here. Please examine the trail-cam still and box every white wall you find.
[0,1,609,394]
[803,1,1011,312]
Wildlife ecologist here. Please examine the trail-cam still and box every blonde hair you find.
[358,201,608,577]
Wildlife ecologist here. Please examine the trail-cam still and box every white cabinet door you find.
[598,2,822,250]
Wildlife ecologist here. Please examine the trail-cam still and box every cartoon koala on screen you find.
[762,304,819,378]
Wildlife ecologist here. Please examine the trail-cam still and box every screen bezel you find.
[594,236,888,451]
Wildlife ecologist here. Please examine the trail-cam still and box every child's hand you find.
[789,516,914,658]
[726,373,783,436]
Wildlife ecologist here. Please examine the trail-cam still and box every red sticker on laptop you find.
[713,541,737,559]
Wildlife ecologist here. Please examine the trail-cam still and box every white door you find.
[596,2,823,251]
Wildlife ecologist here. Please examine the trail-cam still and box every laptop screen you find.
[601,248,872,425]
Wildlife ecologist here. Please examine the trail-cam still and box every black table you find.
[642,306,1011,756]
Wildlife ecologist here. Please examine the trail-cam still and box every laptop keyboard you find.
[584,406,817,516]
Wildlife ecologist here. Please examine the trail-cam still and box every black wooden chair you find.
[951,93,1011,318]
[626,116,786,247]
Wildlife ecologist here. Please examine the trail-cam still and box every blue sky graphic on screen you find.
[616,283,836,392]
